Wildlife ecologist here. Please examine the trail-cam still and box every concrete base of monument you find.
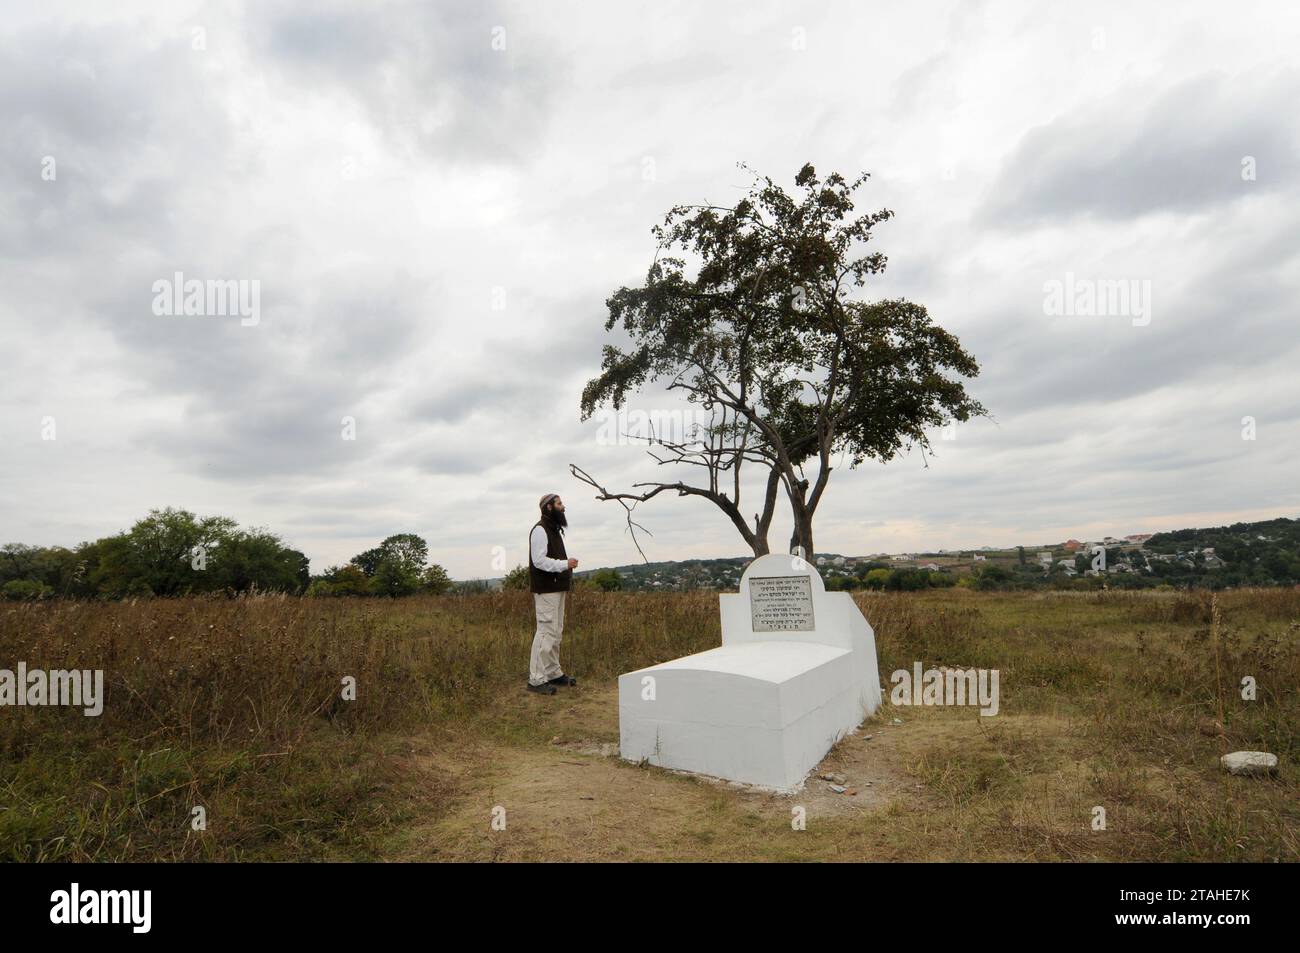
[618,641,866,792]
[618,552,882,794]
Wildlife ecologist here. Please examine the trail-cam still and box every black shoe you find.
[526,681,557,695]
[548,674,577,687]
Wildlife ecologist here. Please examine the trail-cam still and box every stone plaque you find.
[748,574,816,632]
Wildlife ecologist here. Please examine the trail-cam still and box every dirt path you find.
[386,684,978,862]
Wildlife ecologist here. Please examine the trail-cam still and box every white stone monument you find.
[618,553,882,792]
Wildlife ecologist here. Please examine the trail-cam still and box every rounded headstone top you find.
[740,552,826,593]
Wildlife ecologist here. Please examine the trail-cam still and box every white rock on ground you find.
[1220,751,1279,776]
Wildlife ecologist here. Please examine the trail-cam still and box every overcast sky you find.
[3,0,1298,579]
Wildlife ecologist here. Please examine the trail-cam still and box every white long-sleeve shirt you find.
[530,525,571,573]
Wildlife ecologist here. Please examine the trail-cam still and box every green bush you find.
[862,568,891,590]
[2,579,51,601]
[501,565,530,591]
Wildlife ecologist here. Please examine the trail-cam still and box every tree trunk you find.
[788,514,814,560]
[786,478,815,559]
[747,467,782,557]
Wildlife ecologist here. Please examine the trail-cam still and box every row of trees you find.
[835,566,959,591]
[308,534,451,597]
[1,508,309,599]
[1,511,460,601]
[499,565,624,592]
[3,511,619,601]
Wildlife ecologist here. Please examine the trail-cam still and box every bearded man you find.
[527,493,579,695]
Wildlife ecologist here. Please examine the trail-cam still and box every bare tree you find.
[570,402,784,559]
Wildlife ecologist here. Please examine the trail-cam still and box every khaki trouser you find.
[529,591,567,686]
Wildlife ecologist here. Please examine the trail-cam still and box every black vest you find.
[529,520,572,593]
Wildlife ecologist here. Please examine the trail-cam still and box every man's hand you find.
[567,558,579,569]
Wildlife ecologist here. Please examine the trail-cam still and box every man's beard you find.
[545,507,568,531]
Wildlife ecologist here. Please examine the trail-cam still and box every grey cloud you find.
[250,0,561,166]
[890,52,957,118]
[108,261,435,478]
[0,24,231,261]
[957,205,1300,424]
[402,302,608,430]
[403,434,517,476]
[408,379,531,425]
[981,71,1300,225]
[607,53,732,92]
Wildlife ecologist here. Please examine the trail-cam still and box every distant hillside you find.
[561,515,1300,592]
[1146,516,1300,554]
[595,556,750,592]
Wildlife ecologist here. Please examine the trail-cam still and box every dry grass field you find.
[2,587,1297,862]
